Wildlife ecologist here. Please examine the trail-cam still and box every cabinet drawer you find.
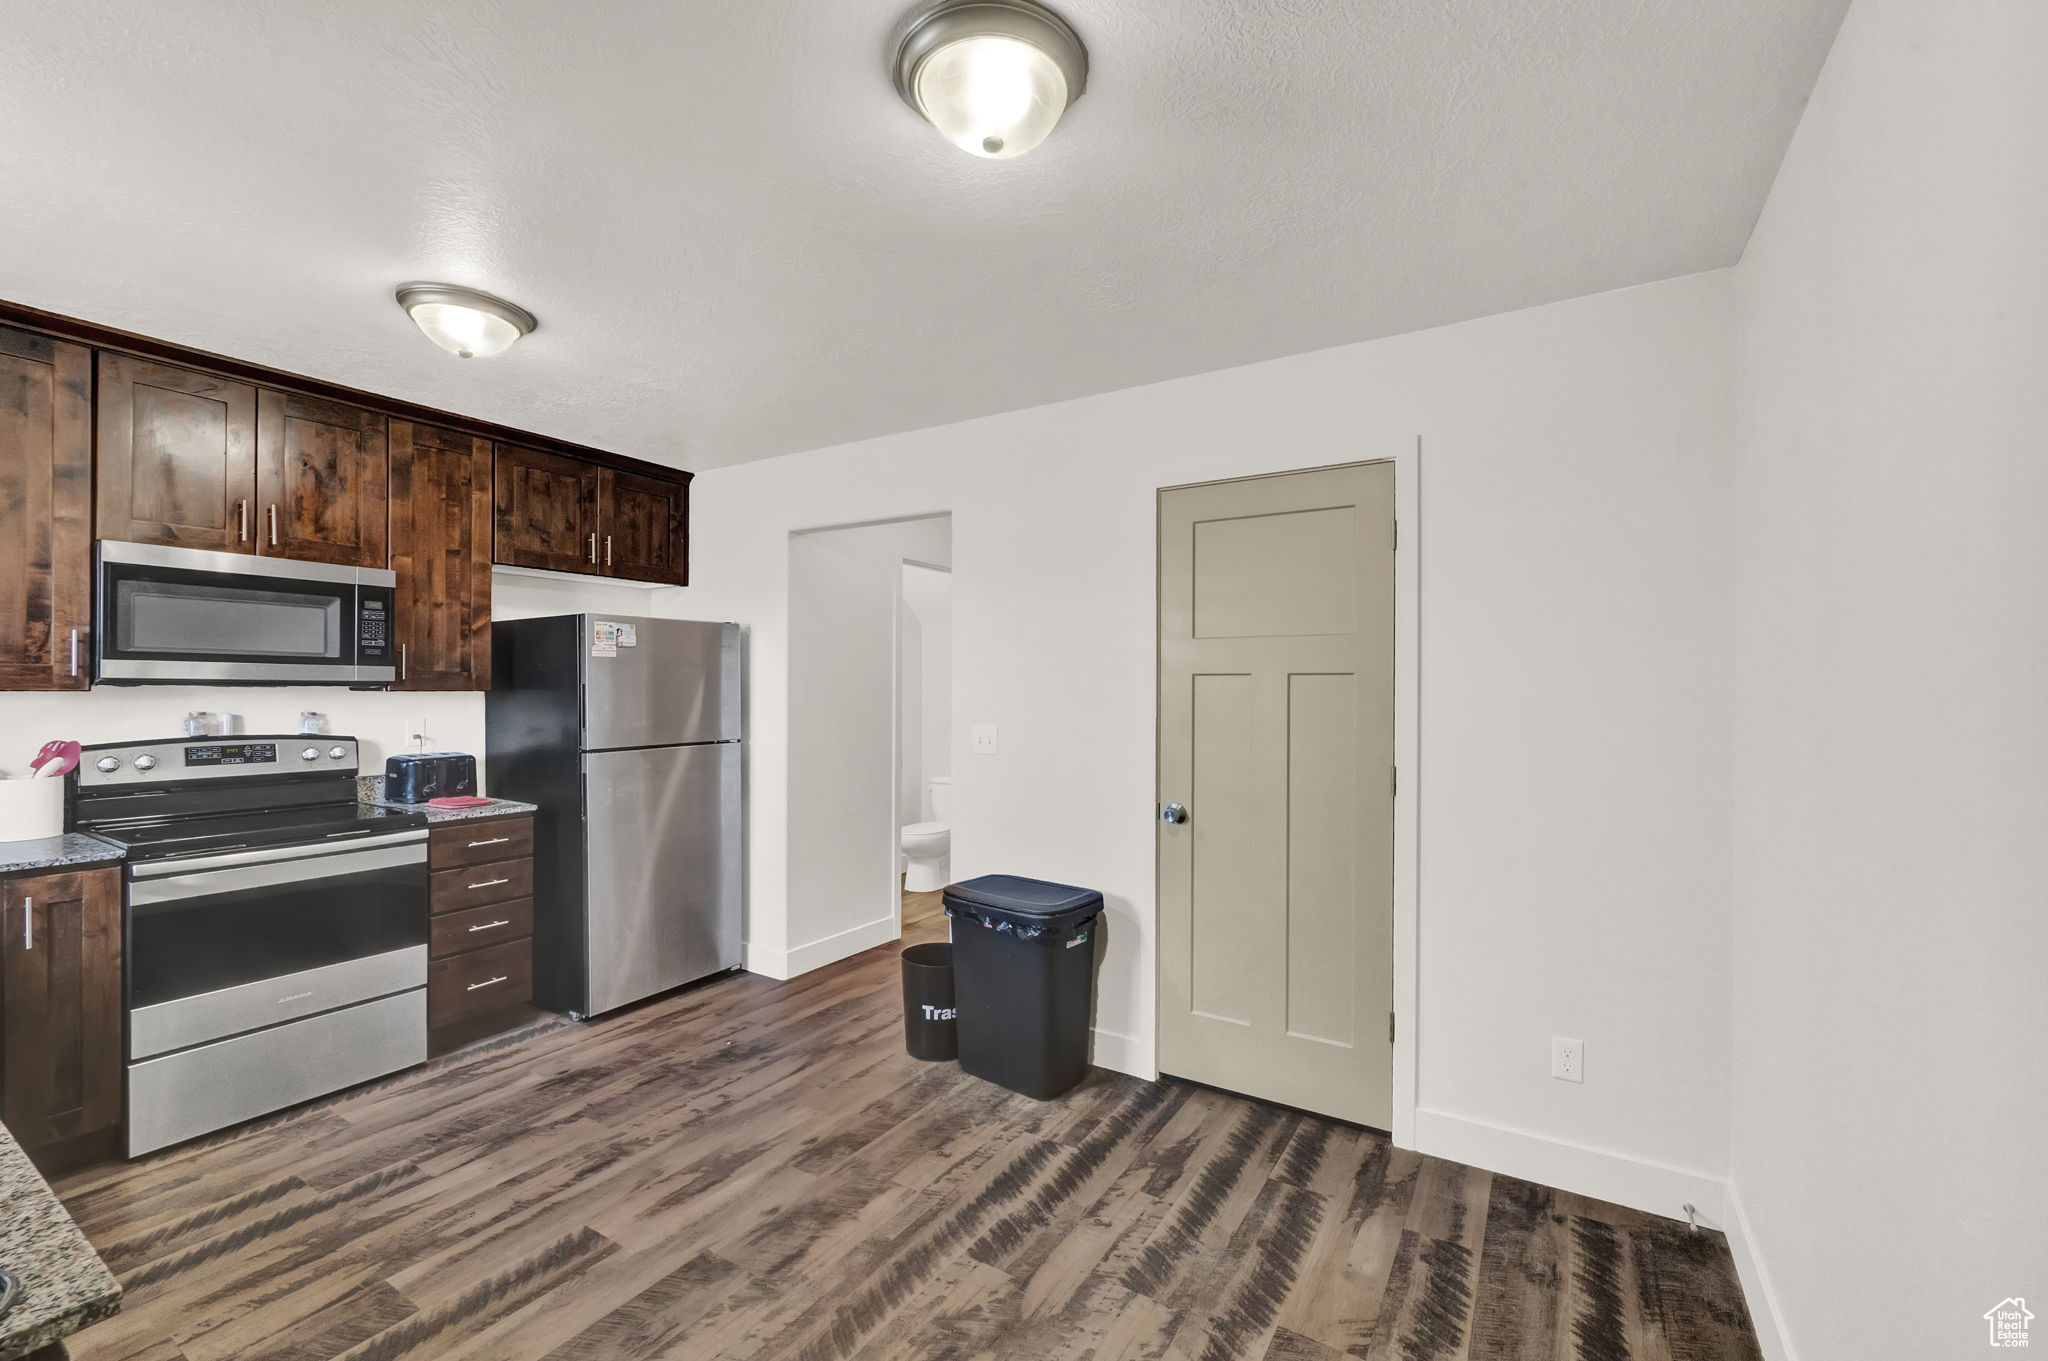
[430,857,532,914]
[430,899,534,959]
[428,817,534,870]
[429,938,532,1027]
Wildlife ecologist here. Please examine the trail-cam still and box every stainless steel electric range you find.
[72,737,431,1156]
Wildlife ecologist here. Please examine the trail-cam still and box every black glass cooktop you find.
[86,802,429,863]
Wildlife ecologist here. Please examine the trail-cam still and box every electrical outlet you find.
[971,724,998,755]
[404,716,429,751]
[1551,1036,1585,1083]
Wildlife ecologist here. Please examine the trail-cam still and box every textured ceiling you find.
[0,0,1847,471]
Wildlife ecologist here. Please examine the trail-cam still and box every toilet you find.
[901,775,952,892]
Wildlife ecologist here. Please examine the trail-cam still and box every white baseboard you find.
[1412,1107,1726,1226]
[744,913,900,980]
[1089,1027,1154,1080]
[1722,1178,1795,1361]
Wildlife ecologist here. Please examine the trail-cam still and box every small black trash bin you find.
[943,874,1103,1100]
[900,942,958,1061]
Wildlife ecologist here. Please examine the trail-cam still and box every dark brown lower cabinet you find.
[1,867,123,1161]
[389,421,493,691]
[427,816,536,1053]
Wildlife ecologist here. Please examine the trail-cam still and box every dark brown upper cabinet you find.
[599,468,689,586]
[0,327,93,689]
[2,866,124,1154]
[96,353,259,553]
[493,443,601,574]
[255,391,388,568]
[389,421,493,692]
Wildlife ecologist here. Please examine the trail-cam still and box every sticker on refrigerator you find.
[617,624,637,648]
[591,621,619,657]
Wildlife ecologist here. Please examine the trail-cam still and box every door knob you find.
[1160,802,1188,826]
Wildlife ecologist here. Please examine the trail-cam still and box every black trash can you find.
[943,874,1104,1100]
[900,942,958,1061]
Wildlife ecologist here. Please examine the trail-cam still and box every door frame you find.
[1154,441,1422,1148]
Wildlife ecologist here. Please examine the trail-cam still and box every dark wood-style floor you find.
[53,890,1760,1361]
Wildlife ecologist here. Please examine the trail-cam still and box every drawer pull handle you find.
[467,975,509,992]
[22,897,30,950]
[467,837,511,848]
[466,877,511,890]
[468,919,511,933]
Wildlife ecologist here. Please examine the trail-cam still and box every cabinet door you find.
[256,391,389,567]
[390,421,492,691]
[599,468,689,585]
[96,353,258,552]
[0,328,92,690]
[1,868,122,1150]
[494,444,599,574]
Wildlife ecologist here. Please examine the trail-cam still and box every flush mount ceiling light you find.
[395,283,537,359]
[892,0,1088,159]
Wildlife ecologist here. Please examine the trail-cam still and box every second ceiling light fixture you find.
[893,0,1089,159]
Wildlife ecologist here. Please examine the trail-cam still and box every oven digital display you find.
[184,743,277,766]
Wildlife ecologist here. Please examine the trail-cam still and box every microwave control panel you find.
[357,589,394,665]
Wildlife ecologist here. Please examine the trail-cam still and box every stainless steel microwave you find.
[96,542,397,686]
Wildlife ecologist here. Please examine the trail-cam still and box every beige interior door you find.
[1158,461,1396,1128]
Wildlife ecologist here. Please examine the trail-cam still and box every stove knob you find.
[328,746,348,760]
[95,755,122,774]
[133,754,158,772]
[301,746,321,762]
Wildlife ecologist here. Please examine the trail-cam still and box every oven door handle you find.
[129,837,429,906]
[129,828,429,879]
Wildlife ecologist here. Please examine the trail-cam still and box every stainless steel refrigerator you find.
[485,615,741,1017]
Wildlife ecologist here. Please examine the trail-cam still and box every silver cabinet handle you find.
[69,628,78,677]
[466,836,511,848]
[604,535,612,567]
[399,643,407,682]
[22,897,30,950]
[587,532,598,563]
[269,503,280,546]
[467,919,511,933]
[466,975,508,991]
[1160,802,1188,826]
[238,498,250,542]
[466,877,511,890]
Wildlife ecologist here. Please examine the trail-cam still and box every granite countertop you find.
[0,833,124,877]
[0,1127,120,1359]
[366,797,539,823]
[354,775,536,822]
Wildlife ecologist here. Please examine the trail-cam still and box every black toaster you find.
[383,752,477,804]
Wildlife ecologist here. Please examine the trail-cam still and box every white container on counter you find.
[0,777,65,841]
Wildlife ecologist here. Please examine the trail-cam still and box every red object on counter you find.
[426,795,494,808]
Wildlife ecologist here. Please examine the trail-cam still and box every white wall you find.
[1729,1,2048,1356]
[674,271,1735,1202]
[902,564,953,822]
[897,589,923,829]
[776,517,952,976]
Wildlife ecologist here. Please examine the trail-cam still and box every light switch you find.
[971,724,998,755]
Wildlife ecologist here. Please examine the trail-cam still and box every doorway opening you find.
[785,513,951,973]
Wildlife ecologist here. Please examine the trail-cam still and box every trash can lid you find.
[943,873,1103,916]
